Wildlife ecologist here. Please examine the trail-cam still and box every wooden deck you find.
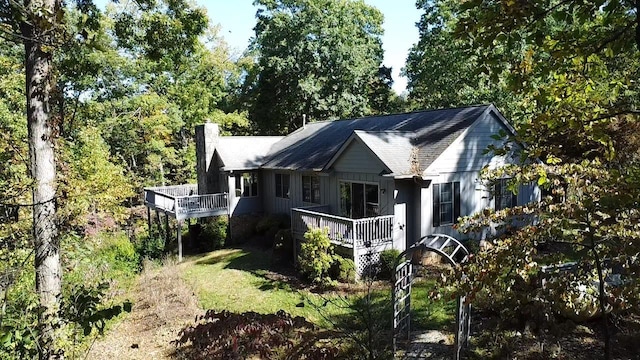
[144,184,228,220]
[291,206,395,275]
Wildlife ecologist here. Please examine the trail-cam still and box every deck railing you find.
[292,207,394,248]
[144,184,228,219]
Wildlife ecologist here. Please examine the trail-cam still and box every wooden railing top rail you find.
[144,184,198,198]
[292,208,394,224]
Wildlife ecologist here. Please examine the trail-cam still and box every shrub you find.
[135,229,165,261]
[299,228,337,285]
[200,216,228,250]
[378,249,401,280]
[255,213,290,234]
[273,229,293,264]
[97,232,139,275]
[331,257,356,283]
[256,214,290,248]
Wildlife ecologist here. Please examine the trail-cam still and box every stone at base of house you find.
[228,213,262,244]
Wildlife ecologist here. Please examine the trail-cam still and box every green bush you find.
[299,228,337,285]
[256,214,290,248]
[97,232,139,274]
[255,214,290,234]
[201,216,228,250]
[378,249,401,280]
[273,229,293,264]
[135,229,165,261]
[331,257,356,283]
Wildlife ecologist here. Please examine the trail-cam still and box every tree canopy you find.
[246,0,390,134]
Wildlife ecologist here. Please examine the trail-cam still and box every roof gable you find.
[325,130,416,176]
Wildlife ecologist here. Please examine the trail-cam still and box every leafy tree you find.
[0,0,67,357]
[425,1,640,359]
[58,128,134,233]
[404,0,521,117]
[247,0,387,134]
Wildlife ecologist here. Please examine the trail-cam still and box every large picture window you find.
[235,172,258,197]
[340,181,379,219]
[495,178,517,210]
[275,173,290,199]
[432,182,460,226]
[302,175,320,203]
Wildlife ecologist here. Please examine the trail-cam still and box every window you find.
[340,181,379,219]
[302,175,320,203]
[275,173,290,199]
[495,178,517,210]
[235,172,258,197]
[433,182,460,226]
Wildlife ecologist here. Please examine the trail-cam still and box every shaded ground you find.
[403,330,454,360]
[87,260,202,360]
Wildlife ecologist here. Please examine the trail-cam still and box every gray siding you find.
[332,141,387,174]
[426,111,518,174]
[228,171,264,216]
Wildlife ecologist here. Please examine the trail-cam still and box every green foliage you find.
[62,282,131,353]
[299,228,337,285]
[377,248,401,280]
[135,229,166,262]
[247,0,388,134]
[58,127,134,233]
[404,0,519,115]
[0,252,39,360]
[273,229,294,265]
[330,256,356,283]
[200,216,228,251]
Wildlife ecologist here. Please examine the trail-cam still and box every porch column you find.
[177,220,183,262]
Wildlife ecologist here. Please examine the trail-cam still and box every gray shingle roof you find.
[351,130,416,175]
[260,104,491,172]
[216,136,284,171]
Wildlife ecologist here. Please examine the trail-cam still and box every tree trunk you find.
[21,1,64,359]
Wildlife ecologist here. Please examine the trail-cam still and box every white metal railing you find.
[144,185,227,218]
[291,207,394,248]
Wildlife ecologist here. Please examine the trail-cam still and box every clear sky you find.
[96,0,422,94]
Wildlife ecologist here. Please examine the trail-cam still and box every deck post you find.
[155,210,163,238]
[177,220,183,262]
[147,206,151,233]
[164,213,170,248]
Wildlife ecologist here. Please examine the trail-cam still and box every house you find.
[145,104,539,271]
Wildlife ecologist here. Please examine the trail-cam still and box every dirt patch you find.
[86,259,203,360]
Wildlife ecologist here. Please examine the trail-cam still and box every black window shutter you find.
[454,182,461,222]
[512,188,518,207]
[433,184,440,227]
[494,179,502,211]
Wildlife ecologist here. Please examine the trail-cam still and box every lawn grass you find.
[181,246,456,330]
[411,277,457,331]
[181,247,349,325]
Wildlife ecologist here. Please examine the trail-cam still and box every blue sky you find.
[96,0,421,94]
